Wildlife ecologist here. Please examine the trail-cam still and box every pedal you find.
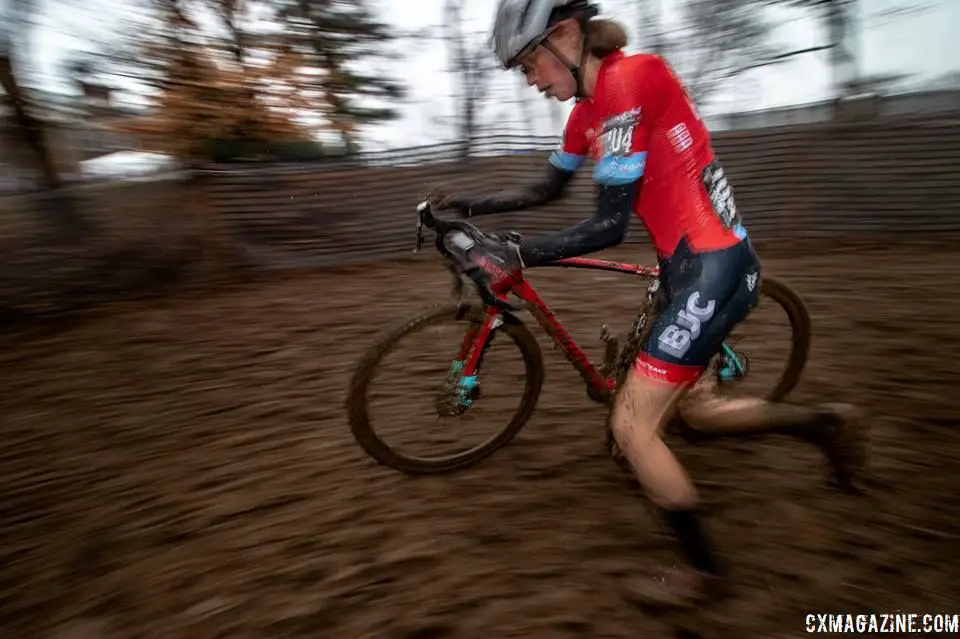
[716,347,749,383]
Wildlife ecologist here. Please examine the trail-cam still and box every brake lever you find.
[415,200,520,313]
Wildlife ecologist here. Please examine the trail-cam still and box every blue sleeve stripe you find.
[593,152,647,186]
[549,150,585,172]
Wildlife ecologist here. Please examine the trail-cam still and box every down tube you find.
[514,282,612,398]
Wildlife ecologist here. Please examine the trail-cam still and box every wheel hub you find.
[434,375,480,417]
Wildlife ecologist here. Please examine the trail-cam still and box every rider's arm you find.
[517,181,637,268]
[460,163,575,217]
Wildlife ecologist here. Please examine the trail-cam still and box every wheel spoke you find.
[346,303,544,474]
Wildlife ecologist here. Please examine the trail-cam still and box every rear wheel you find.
[346,303,544,475]
[707,275,811,402]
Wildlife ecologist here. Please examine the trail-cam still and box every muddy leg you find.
[609,367,724,609]
[680,371,867,490]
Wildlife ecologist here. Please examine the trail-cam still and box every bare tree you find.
[760,0,931,97]
[0,0,63,190]
[633,0,918,107]
[655,0,782,105]
[636,0,665,55]
[442,0,495,158]
[758,0,856,95]
[274,0,407,155]
[0,0,93,238]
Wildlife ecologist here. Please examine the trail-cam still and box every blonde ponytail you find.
[584,18,628,58]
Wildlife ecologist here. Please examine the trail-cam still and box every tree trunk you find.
[0,54,62,189]
[0,53,88,240]
[826,0,857,96]
[444,0,476,161]
[638,0,665,55]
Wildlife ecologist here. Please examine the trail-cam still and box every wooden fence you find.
[1,117,959,320]
[203,118,960,269]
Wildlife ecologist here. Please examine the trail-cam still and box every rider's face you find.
[516,21,580,101]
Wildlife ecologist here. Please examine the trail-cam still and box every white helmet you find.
[491,0,599,69]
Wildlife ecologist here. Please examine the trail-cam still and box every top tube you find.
[545,257,658,277]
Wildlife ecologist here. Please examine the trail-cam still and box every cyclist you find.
[428,0,865,608]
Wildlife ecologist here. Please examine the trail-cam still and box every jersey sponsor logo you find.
[668,122,692,153]
[635,357,670,378]
[600,126,633,157]
[700,159,740,228]
[604,106,642,128]
[598,107,641,158]
[633,354,702,384]
[656,291,716,359]
[745,272,758,292]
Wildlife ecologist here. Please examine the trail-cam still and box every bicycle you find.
[346,201,812,475]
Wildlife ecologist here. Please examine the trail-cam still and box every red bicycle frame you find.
[453,257,659,404]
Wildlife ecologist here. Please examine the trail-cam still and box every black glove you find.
[426,185,473,217]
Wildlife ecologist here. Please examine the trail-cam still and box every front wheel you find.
[346,303,544,475]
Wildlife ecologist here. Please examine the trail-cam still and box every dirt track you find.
[1,238,958,638]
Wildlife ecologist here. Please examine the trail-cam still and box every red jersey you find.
[548,51,746,258]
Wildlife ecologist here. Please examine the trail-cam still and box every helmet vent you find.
[517,0,535,31]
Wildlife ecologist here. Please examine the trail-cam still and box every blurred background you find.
[1,0,958,301]
[3,1,959,168]
[1,1,958,637]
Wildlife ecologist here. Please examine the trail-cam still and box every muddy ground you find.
[1,237,958,638]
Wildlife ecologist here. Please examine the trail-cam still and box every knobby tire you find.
[752,275,811,402]
[346,302,544,475]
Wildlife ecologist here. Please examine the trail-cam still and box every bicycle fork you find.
[438,307,502,416]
